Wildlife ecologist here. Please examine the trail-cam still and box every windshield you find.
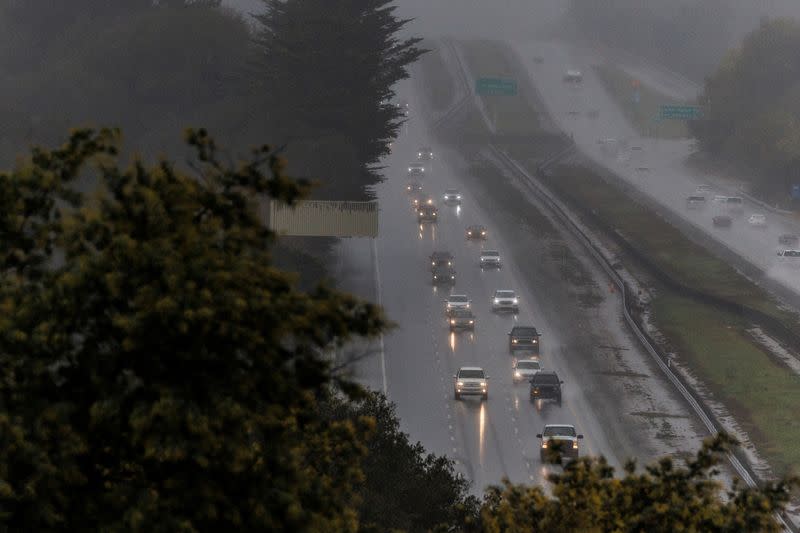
[452,309,473,318]
[513,327,538,336]
[517,361,540,370]
[496,291,515,298]
[449,295,468,302]
[459,369,484,379]
[445,189,459,194]
[543,425,575,437]
[533,373,559,384]
[482,251,499,256]
[727,197,743,204]
[688,196,705,201]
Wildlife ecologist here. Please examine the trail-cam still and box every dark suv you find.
[432,265,455,285]
[508,326,540,354]
[529,371,562,405]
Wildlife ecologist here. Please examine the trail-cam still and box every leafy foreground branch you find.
[451,433,796,533]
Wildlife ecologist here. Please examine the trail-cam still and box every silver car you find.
[454,367,489,400]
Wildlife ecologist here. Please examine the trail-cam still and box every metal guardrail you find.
[490,145,794,532]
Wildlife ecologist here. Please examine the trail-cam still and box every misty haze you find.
[2,1,800,531]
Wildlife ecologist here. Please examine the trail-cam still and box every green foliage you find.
[692,18,800,195]
[252,0,426,199]
[0,128,389,530]
[458,434,795,533]
[322,392,478,533]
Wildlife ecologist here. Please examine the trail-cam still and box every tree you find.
[691,17,800,197]
[455,434,795,533]
[252,0,425,199]
[0,128,389,530]
[322,392,478,533]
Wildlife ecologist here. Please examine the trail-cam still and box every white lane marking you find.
[371,238,388,394]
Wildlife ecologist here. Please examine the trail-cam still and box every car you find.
[446,294,471,313]
[449,309,476,331]
[695,184,713,194]
[537,424,583,462]
[563,69,582,83]
[408,162,425,176]
[418,204,438,223]
[466,225,487,240]
[432,265,455,285]
[779,233,799,246]
[454,366,488,400]
[509,326,540,354]
[529,370,562,405]
[430,251,454,270]
[443,189,462,205]
[776,249,800,268]
[748,214,767,227]
[395,100,410,116]
[713,215,732,227]
[685,195,706,209]
[406,180,422,193]
[418,146,434,160]
[725,196,744,211]
[413,195,434,208]
[480,249,502,268]
[492,289,519,312]
[513,358,541,383]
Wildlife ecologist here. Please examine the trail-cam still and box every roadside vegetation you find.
[691,18,800,205]
[593,64,690,139]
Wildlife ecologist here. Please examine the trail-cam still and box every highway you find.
[337,73,711,495]
[511,40,800,296]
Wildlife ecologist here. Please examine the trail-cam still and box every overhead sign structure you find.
[476,77,518,96]
[265,200,379,238]
[659,104,703,120]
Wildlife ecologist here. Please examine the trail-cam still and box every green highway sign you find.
[476,77,517,96]
[659,104,703,120]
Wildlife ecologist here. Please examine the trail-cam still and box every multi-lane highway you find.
[335,73,712,495]
[511,40,800,295]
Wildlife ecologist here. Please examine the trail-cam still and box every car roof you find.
[496,289,515,293]
[511,325,539,334]
[448,294,468,299]
[482,249,499,254]
[459,366,484,371]
[445,188,459,193]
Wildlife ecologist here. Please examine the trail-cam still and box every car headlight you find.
[573,441,579,449]
[457,381,464,387]
[532,339,538,343]
[450,319,455,325]
[512,339,518,343]
[450,275,454,279]
[494,298,500,304]
[469,320,474,324]
[533,388,539,394]
[541,441,548,448]
[512,298,518,304]
[481,231,486,235]
[456,195,461,199]
[465,303,470,308]
[434,276,438,279]
[515,371,521,377]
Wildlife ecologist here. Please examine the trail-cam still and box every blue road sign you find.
[659,104,703,120]
[476,77,518,96]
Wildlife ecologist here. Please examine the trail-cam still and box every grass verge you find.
[417,43,456,113]
[534,163,797,324]
[593,64,690,139]
[654,293,800,475]
[459,40,540,135]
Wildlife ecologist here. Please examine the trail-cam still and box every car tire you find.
[482,393,488,401]
[454,392,460,401]
[557,397,562,407]
[540,450,546,462]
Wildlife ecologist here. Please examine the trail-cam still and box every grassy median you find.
[654,294,800,475]
[459,40,540,135]
[593,64,690,139]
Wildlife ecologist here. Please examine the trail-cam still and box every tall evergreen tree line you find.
[252,0,425,200]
